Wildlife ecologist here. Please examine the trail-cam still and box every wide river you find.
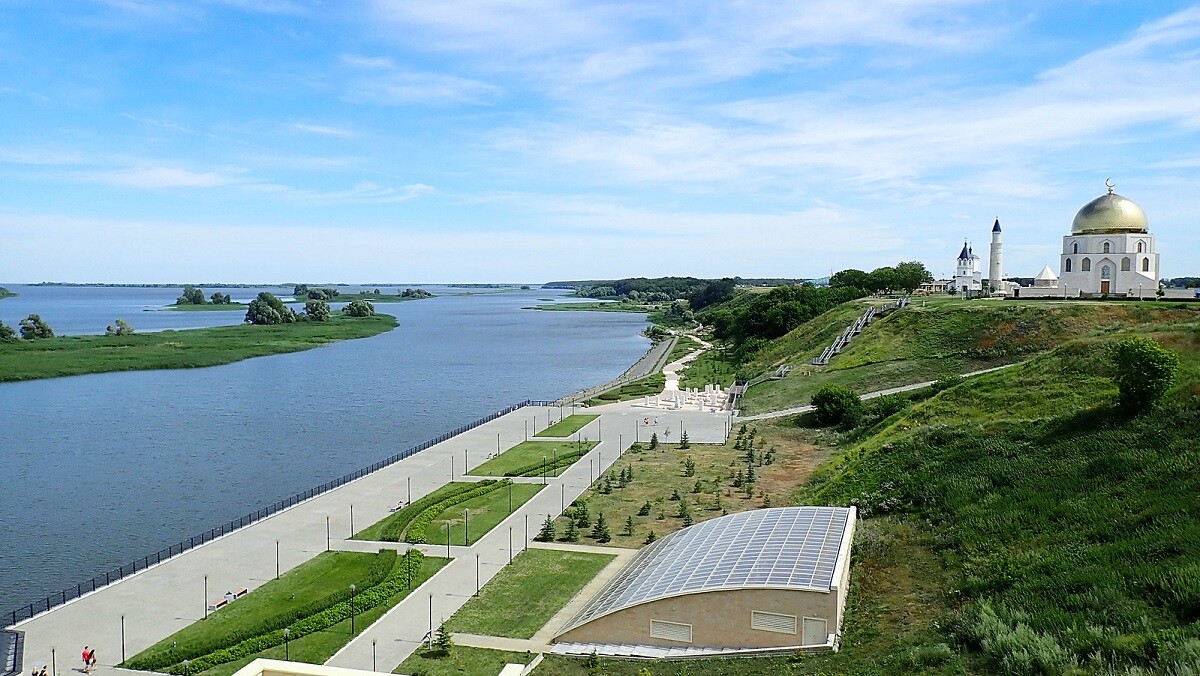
[0,285,649,615]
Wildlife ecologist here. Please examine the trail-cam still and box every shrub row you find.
[405,479,511,544]
[379,481,495,542]
[164,550,426,674]
[124,549,397,670]
[505,449,588,477]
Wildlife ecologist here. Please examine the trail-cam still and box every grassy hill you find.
[738,299,1198,414]
[790,315,1200,674]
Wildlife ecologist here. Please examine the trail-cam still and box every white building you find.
[989,218,1003,291]
[953,241,982,296]
[1058,183,1160,296]
[1033,265,1059,288]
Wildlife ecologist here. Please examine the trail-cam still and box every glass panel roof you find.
[558,507,851,635]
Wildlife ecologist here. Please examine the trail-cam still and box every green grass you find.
[132,551,377,667]
[353,483,480,541]
[197,556,449,676]
[396,646,533,676]
[584,372,665,405]
[738,300,1199,413]
[167,303,248,311]
[444,548,615,639]
[0,314,397,382]
[679,348,738,388]
[794,324,1200,674]
[470,440,597,477]
[424,483,545,546]
[535,414,599,437]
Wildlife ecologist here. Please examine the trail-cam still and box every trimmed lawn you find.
[584,372,665,405]
[679,349,738,389]
[133,551,377,665]
[353,483,478,541]
[470,440,596,478]
[535,414,599,438]
[396,646,533,676]
[425,483,545,546]
[199,557,450,676]
[444,548,615,639]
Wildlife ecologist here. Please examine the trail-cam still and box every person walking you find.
[87,649,96,673]
[80,647,90,673]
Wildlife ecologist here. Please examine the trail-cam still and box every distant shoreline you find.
[0,287,15,300]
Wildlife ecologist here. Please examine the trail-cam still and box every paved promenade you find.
[12,405,731,675]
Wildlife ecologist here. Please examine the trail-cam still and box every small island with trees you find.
[170,285,245,310]
[0,286,15,300]
[292,284,434,303]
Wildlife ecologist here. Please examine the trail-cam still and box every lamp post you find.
[350,584,357,634]
[560,484,564,514]
[508,481,512,514]
[542,456,547,485]
[508,527,513,563]
[497,433,501,456]
[350,505,354,536]
[524,514,529,545]
[475,554,480,596]
[589,459,594,484]
[283,628,290,659]
[407,476,411,506]
[326,516,330,551]
[428,594,433,649]
[372,639,377,671]
[464,509,470,546]
[120,614,126,663]
[51,646,55,676]
[451,456,455,481]
[203,575,208,619]
[183,660,189,676]
[464,448,468,474]
[445,522,451,558]
[275,540,280,580]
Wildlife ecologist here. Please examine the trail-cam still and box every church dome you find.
[1071,183,1148,235]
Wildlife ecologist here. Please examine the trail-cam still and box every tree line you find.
[176,285,233,305]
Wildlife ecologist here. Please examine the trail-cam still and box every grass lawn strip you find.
[423,483,545,546]
[403,480,513,544]
[0,314,397,383]
[353,482,484,542]
[396,646,533,676]
[534,414,599,437]
[584,372,665,405]
[126,551,383,670]
[165,550,435,674]
[470,440,597,477]
[198,556,450,676]
[444,548,614,639]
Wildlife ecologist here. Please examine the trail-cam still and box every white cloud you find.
[82,166,234,188]
[246,181,435,205]
[291,122,354,137]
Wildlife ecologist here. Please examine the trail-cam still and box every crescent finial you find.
[1105,177,1115,194]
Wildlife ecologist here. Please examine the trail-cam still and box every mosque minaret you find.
[988,218,1002,292]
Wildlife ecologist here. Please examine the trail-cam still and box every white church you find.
[951,182,1163,299]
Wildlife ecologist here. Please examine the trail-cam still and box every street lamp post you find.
[407,476,411,506]
[203,575,208,619]
[350,504,354,536]
[326,516,330,551]
[283,628,290,660]
[542,456,547,485]
[120,615,126,664]
[276,540,280,580]
[427,595,433,649]
[475,554,480,596]
[508,481,512,514]
[350,584,357,634]
[508,527,513,563]
[50,647,55,676]
[183,660,189,676]
[372,639,377,671]
[445,522,451,558]
[560,484,564,514]
[464,509,470,546]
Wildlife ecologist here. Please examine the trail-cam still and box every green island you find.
[291,284,434,303]
[0,313,396,382]
[124,548,447,676]
[168,302,248,311]
[0,286,15,300]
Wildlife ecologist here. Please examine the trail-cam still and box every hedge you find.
[379,481,496,542]
[405,479,512,544]
[506,449,588,477]
[123,549,397,671]
[163,550,426,674]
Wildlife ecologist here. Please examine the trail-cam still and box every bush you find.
[245,292,297,325]
[343,299,375,317]
[304,299,331,322]
[379,482,494,542]
[1110,337,1179,412]
[405,480,510,544]
[906,642,953,668]
[18,314,54,339]
[812,384,862,427]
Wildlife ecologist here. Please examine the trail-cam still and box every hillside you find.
[788,313,1200,674]
[737,299,1198,414]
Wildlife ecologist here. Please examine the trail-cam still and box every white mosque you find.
[950,181,1164,299]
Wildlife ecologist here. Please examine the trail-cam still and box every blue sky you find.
[1,1,1199,283]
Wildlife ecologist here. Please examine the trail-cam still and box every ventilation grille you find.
[750,611,797,634]
[649,619,693,643]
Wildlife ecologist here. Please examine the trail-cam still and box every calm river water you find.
[0,285,648,615]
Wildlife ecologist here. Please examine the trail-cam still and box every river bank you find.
[0,314,397,382]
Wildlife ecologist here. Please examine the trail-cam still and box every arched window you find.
[1101,265,1112,280]
[1082,258,1091,272]
[1065,259,1073,272]
[1072,242,1079,254]
[1103,241,1111,253]
[1137,241,1145,253]
[1143,258,1150,272]
[1121,257,1131,271]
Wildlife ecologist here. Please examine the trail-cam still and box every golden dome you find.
[1071,183,1148,235]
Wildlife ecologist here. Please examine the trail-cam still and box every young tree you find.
[648,432,659,450]
[1110,337,1179,413]
[682,456,696,476]
[175,285,205,305]
[676,500,690,519]
[637,501,652,516]
[812,384,863,427]
[0,320,15,342]
[574,501,591,528]
[623,515,635,537]
[693,479,702,494]
[536,515,555,542]
[564,519,579,542]
[19,314,54,339]
[432,622,453,656]
[644,530,657,545]
[305,299,331,322]
[593,512,611,543]
[679,430,690,449]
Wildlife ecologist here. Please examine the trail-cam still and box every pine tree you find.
[693,479,702,493]
[432,622,453,656]
[682,511,694,527]
[600,475,613,494]
[575,501,591,528]
[637,500,652,516]
[746,464,757,484]
[677,500,690,519]
[593,512,612,543]
[564,519,579,542]
[733,470,744,488]
[645,530,657,545]
[670,488,682,501]
[623,515,635,536]
[762,494,773,508]
[683,456,696,477]
[536,515,555,542]
[649,432,659,450]
[679,430,690,449]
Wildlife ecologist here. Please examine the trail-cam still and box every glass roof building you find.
[554,506,857,652]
